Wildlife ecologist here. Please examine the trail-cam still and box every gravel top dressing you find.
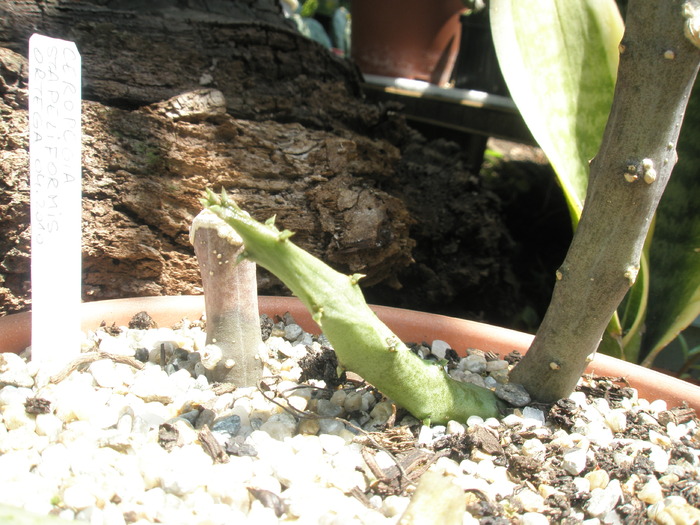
[0,311,699,525]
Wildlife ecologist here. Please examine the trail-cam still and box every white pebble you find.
[637,475,663,504]
[585,479,621,518]
[431,340,451,360]
[381,494,410,517]
[1,403,36,432]
[648,444,670,473]
[512,487,545,512]
[446,420,465,435]
[521,406,546,426]
[466,415,484,428]
[522,438,546,457]
[62,481,98,510]
[568,391,588,407]
[605,410,627,432]
[417,425,433,446]
[130,366,177,404]
[0,385,33,408]
[648,399,668,413]
[584,469,609,490]
[0,353,34,387]
[562,447,588,475]
[520,512,550,525]
[35,413,63,441]
[647,495,700,524]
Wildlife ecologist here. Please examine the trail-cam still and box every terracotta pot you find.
[1,295,699,414]
[351,0,466,86]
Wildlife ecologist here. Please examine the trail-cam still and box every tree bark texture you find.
[510,0,700,402]
[0,0,515,321]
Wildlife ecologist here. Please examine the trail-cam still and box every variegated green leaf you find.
[490,0,623,223]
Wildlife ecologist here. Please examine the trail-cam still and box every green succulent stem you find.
[202,189,501,423]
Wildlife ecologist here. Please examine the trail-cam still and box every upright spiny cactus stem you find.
[190,209,264,386]
[201,190,502,423]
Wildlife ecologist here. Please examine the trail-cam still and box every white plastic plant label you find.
[28,34,82,370]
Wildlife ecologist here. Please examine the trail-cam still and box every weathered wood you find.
[0,0,515,322]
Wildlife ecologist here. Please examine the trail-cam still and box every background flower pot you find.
[1,295,699,413]
[350,0,466,86]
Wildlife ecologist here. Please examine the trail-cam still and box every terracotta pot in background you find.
[1,295,699,414]
[351,0,466,86]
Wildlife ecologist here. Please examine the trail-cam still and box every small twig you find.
[49,351,144,384]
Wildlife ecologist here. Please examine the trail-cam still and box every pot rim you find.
[1,295,698,413]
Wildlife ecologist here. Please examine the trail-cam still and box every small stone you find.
[648,428,672,448]
[0,385,33,408]
[329,389,347,407]
[319,433,346,455]
[259,414,296,441]
[521,438,546,457]
[317,399,344,418]
[130,366,177,403]
[484,376,498,388]
[89,359,123,388]
[343,391,364,413]
[648,444,670,473]
[417,425,433,446]
[585,479,621,518]
[495,383,531,407]
[462,372,487,388]
[647,496,700,524]
[604,410,627,432]
[522,406,546,426]
[431,340,451,360]
[0,354,34,388]
[212,415,241,437]
[369,401,393,424]
[297,418,320,435]
[520,512,550,525]
[446,420,465,435]
[568,391,588,407]
[489,369,510,383]
[35,412,63,440]
[637,475,663,504]
[572,477,591,493]
[62,481,98,510]
[485,359,509,372]
[585,469,610,490]
[461,354,487,374]
[1,403,36,431]
[512,487,545,512]
[466,415,484,428]
[382,495,410,517]
[562,447,588,475]
[283,324,303,342]
[648,399,668,413]
[195,408,216,429]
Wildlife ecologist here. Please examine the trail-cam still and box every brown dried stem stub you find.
[190,209,264,387]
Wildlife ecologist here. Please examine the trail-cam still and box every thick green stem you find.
[191,210,264,386]
[510,0,700,402]
[203,190,501,423]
